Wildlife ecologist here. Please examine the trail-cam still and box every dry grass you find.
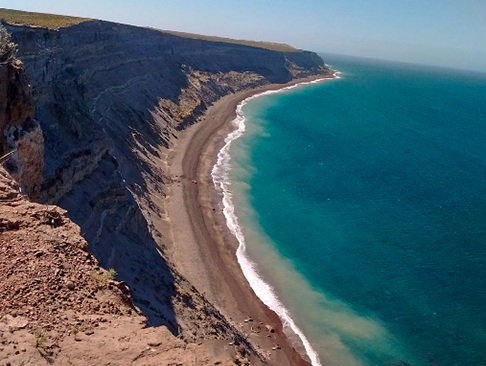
[0,8,299,52]
[34,328,48,347]
[90,268,117,286]
[164,29,299,52]
[0,8,89,28]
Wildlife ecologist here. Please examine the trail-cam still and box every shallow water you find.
[222,55,486,366]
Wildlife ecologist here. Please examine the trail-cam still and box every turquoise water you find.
[227,56,486,366]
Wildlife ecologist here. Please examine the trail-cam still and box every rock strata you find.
[1,18,330,365]
[5,19,329,338]
[0,26,43,199]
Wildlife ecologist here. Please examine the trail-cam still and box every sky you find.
[2,0,486,72]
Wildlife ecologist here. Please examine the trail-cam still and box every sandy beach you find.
[165,73,334,365]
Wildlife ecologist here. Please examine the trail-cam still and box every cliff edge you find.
[1,14,331,365]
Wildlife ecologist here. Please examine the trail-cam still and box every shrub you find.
[34,329,48,347]
[106,268,117,280]
[90,268,117,285]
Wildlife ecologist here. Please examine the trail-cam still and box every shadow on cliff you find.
[56,150,180,330]
[7,21,192,200]
[6,20,325,202]
[4,21,188,331]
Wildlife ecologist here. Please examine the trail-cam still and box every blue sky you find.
[3,0,486,72]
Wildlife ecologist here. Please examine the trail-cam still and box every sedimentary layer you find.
[2,17,331,365]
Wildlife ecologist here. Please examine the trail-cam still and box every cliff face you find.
[6,19,326,219]
[0,32,43,199]
[0,163,258,365]
[4,19,328,358]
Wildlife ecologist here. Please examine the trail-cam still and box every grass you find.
[70,326,80,337]
[163,30,299,52]
[90,268,117,285]
[0,8,299,52]
[0,8,89,28]
[70,325,83,341]
[34,329,48,347]
[106,268,117,280]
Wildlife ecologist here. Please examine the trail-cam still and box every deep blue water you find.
[232,55,486,366]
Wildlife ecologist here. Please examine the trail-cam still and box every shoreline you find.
[166,71,335,365]
[211,77,337,366]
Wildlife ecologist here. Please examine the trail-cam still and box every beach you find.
[165,74,333,366]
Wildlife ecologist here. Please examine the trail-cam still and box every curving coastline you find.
[2,10,341,364]
[211,77,336,366]
[167,72,335,365]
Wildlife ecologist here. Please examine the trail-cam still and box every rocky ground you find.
[0,166,255,365]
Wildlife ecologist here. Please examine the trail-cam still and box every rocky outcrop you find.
[0,165,258,366]
[0,26,43,199]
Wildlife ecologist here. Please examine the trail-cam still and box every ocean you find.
[212,54,486,366]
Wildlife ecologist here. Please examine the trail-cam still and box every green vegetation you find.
[70,326,80,336]
[34,328,48,347]
[0,8,89,28]
[175,284,191,299]
[164,29,299,52]
[106,268,117,280]
[70,325,81,341]
[90,268,117,285]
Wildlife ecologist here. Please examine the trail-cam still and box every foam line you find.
[211,74,337,366]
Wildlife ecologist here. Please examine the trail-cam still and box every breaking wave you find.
[211,76,335,366]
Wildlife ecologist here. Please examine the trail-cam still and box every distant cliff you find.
[2,19,329,364]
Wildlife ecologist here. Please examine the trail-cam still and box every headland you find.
[0,8,333,365]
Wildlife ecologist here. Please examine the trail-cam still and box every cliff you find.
[1,16,330,365]
[0,163,257,365]
[0,26,43,199]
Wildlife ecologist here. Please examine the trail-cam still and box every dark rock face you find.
[0,39,43,199]
[5,20,328,337]
[6,20,326,200]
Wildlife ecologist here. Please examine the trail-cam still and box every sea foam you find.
[211,76,335,366]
